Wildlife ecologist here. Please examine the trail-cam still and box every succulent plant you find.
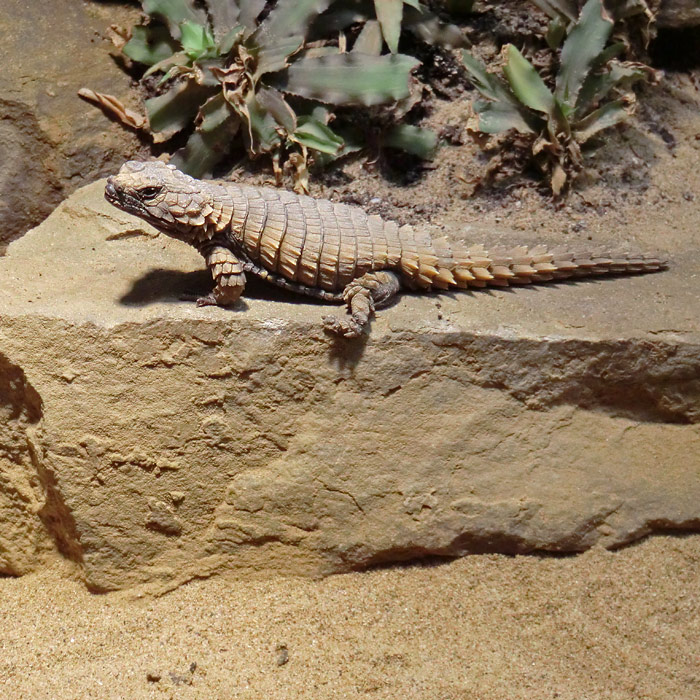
[82,0,469,187]
[312,0,470,54]
[462,0,658,195]
[530,0,660,53]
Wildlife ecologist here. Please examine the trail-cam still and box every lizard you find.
[105,160,668,337]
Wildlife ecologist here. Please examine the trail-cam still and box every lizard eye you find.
[139,186,162,200]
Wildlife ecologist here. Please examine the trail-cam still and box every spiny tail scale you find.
[393,230,668,291]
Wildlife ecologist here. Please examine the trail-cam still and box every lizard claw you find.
[322,315,364,338]
[195,293,219,307]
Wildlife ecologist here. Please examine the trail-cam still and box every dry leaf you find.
[106,25,131,51]
[289,149,310,194]
[551,162,567,196]
[78,88,147,130]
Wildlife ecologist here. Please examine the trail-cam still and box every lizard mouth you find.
[105,177,143,218]
[104,177,129,209]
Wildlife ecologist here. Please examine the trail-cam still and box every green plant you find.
[312,0,470,53]
[82,0,468,187]
[530,0,659,53]
[462,0,657,195]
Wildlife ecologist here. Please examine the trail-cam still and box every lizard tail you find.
[398,233,668,290]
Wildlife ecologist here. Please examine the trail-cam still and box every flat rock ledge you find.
[1,181,699,592]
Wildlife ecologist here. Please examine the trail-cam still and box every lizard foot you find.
[196,292,219,306]
[323,271,401,338]
[195,293,219,307]
[178,291,214,304]
[322,314,365,338]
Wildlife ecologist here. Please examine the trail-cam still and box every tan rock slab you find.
[0,181,698,590]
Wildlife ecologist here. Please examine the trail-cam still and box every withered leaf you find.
[78,88,147,130]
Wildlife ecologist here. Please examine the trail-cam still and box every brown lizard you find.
[105,160,667,337]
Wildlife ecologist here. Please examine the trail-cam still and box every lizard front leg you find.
[197,245,246,307]
[323,271,401,338]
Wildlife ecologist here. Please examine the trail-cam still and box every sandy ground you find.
[1,534,699,700]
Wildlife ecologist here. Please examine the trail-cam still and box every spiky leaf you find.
[257,87,297,133]
[383,124,438,158]
[141,0,206,38]
[556,0,614,111]
[574,44,626,116]
[144,51,191,80]
[218,25,245,55]
[574,98,631,143]
[462,51,519,104]
[255,35,305,78]
[239,92,283,153]
[375,0,404,54]
[77,89,147,130]
[312,125,364,166]
[530,0,577,22]
[277,53,420,106]
[292,117,344,155]
[238,0,266,31]
[503,45,556,114]
[472,100,537,134]
[353,20,383,56]
[123,25,179,66]
[180,21,218,60]
[551,162,567,196]
[546,16,567,49]
[171,94,241,176]
[145,80,213,135]
[258,0,331,42]
[205,0,241,39]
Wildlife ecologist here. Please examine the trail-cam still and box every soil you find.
[1,5,699,699]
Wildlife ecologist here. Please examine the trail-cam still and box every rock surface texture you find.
[658,0,700,27]
[0,0,143,247]
[0,181,698,591]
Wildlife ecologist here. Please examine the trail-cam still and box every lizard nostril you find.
[104,178,119,202]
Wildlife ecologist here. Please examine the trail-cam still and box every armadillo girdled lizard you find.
[105,161,667,337]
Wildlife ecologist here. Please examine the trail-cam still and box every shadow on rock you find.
[120,268,212,306]
[121,267,343,307]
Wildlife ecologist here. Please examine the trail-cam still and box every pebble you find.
[275,643,289,666]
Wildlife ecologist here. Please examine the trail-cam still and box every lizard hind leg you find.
[323,271,401,338]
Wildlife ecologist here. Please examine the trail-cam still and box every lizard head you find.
[105,161,231,243]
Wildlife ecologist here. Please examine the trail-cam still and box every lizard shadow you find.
[119,269,211,306]
[120,267,336,307]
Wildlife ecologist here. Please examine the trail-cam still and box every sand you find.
[1,535,698,699]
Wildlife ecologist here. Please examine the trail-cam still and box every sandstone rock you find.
[0,0,144,247]
[658,0,700,27]
[0,181,698,591]
[0,354,48,575]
